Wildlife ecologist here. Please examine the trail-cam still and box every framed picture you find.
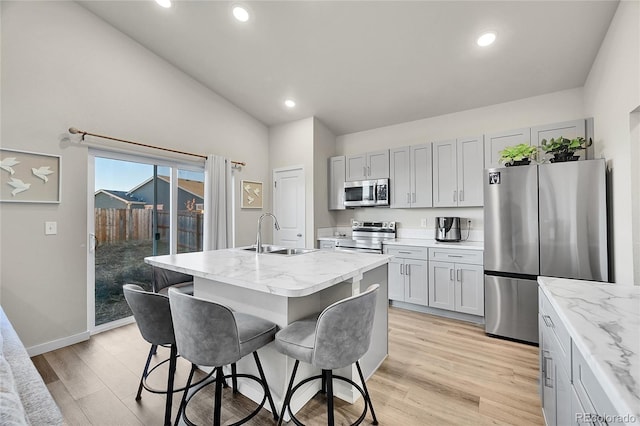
[241,180,263,209]
[0,148,61,203]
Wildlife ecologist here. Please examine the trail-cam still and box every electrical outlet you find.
[45,221,57,235]
[420,218,427,228]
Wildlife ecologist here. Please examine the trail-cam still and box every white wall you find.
[335,88,585,234]
[268,117,314,245]
[0,1,270,350]
[313,117,337,234]
[584,1,640,285]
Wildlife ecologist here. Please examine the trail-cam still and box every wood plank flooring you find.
[32,307,543,425]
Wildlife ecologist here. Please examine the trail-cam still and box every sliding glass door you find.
[88,152,204,330]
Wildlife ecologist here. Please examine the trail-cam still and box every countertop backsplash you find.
[317,226,484,242]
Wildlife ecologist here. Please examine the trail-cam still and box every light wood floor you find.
[33,307,543,425]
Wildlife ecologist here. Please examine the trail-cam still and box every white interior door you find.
[273,166,305,248]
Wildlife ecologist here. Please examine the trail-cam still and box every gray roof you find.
[96,189,146,204]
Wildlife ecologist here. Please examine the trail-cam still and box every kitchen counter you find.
[145,247,390,297]
[383,238,484,250]
[538,277,640,419]
[145,247,390,417]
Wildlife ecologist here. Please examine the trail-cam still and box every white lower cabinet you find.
[428,249,484,316]
[386,246,428,306]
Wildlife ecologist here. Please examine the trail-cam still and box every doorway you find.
[88,151,204,331]
[273,166,305,248]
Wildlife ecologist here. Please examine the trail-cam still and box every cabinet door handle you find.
[368,166,371,176]
[400,264,404,275]
[543,315,554,328]
[363,166,367,177]
[406,264,410,275]
[407,193,410,203]
[412,192,416,203]
[543,353,554,388]
[453,190,457,202]
[456,269,461,282]
[459,190,464,202]
[449,269,454,281]
[448,254,463,258]
[398,251,412,254]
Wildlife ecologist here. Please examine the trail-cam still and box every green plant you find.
[540,136,592,154]
[499,143,538,164]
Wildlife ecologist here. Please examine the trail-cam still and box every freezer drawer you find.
[484,274,539,344]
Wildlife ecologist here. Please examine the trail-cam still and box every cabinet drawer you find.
[572,341,621,424]
[385,245,427,260]
[428,248,483,265]
[539,290,571,374]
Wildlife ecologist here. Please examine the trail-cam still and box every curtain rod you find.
[68,127,246,167]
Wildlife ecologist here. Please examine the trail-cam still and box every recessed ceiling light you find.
[233,6,250,22]
[155,0,171,8]
[284,99,296,108]
[477,32,497,47]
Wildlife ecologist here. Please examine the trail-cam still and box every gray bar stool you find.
[168,288,279,426]
[152,266,194,296]
[275,284,379,426]
[123,284,184,426]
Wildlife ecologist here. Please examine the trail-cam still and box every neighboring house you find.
[128,175,204,211]
[94,189,146,209]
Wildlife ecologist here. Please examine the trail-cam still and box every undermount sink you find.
[242,245,316,256]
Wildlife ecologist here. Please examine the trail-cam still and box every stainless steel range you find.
[335,220,396,254]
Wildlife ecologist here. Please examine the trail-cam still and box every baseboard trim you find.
[389,300,485,324]
[26,330,90,357]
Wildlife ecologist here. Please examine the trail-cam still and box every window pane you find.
[177,169,205,253]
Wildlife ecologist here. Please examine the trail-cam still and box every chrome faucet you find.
[256,213,280,253]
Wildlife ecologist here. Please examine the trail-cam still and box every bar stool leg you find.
[278,360,300,426]
[231,363,238,393]
[324,369,335,426]
[175,364,197,426]
[136,345,156,401]
[213,366,224,426]
[253,352,278,420]
[356,361,378,425]
[164,344,177,426]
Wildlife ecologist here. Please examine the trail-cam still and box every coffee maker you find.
[435,217,461,242]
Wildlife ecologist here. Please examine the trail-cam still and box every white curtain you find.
[203,155,232,250]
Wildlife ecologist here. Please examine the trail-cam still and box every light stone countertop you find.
[538,277,640,419]
[145,247,391,298]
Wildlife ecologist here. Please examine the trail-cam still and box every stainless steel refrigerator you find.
[484,159,608,344]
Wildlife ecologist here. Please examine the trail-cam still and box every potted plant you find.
[540,136,592,162]
[499,143,538,167]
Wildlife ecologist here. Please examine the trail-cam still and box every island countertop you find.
[145,247,391,298]
[537,277,640,419]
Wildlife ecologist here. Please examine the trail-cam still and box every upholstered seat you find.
[275,285,380,426]
[168,289,278,426]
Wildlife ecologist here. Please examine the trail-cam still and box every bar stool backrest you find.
[168,289,241,367]
[123,284,175,345]
[313,284,379,370]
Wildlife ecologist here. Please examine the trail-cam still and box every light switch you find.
[45,221,57,235]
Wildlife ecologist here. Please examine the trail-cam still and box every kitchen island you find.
[145,247,390,417]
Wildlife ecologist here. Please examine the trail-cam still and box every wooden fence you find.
[95,208,203,252]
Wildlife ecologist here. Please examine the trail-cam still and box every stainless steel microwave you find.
[344,179,389,207]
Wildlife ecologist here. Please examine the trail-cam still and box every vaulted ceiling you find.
[79,1,618,135]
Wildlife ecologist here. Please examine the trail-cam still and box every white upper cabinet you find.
[484,127,531,169]
[346,149,389,181]
[457,136,484,207]
[531,119,586,161]
[328,156,346,210]
[433,136,484,207]
[432,139,457,207]
[390,143,432,209]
